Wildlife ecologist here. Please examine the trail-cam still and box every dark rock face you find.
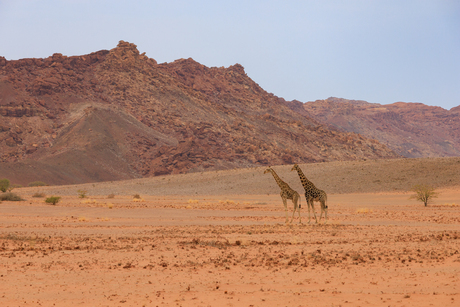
[0,41,400,185]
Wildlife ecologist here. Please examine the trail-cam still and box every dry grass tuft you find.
[433,203,459,207]
[32,192,46,198]
[290,236,301,245]
[81,199,99,205]
[356,208,373,214]
[219,200,236,205]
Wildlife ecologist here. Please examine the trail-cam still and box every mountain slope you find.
[0,41,399,186]
[303,97,460,158]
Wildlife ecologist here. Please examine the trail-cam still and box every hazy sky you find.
[1,0,459,109]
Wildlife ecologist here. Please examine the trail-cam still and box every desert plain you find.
[1,158,460,307]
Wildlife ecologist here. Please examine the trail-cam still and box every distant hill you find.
[303,97,460,158]
[1,41,399,185]
[16,157,460,196]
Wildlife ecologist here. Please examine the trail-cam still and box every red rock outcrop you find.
[303,97,460,158]
[0,41,400,185]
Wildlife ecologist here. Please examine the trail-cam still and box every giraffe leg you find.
[282,198,289,224]
[319,203,324,223]
[324,203,328,224]
[311,201,318,224]
[290,194,299,224]
[290,199,296,224]
[297,196,302,224]
[318,200,328,224]
[306,198,312,224]
[319,202,328,224]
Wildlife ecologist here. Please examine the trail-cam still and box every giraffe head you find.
[264,167,273,174]
[291,164,299,172]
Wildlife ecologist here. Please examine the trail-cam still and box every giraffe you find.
[291,164,328,224]
[264,167,301,224]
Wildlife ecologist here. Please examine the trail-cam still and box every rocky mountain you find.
[0,41,399,186]
[303,97,460,158]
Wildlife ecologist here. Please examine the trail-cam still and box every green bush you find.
[0,192,24,201]
[28,181,48,187]
[45,196,61,205]
[0,179,10,193]
[410,184,439,207]
[77,189,87,198]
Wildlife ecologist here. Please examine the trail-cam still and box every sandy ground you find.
[1,185,459,306]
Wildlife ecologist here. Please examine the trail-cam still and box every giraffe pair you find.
[264,164,328,224]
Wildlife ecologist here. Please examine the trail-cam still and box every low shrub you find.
[0,179,10,193]
[0,192,24,201]
[77,190,87,198]
[45,196,61,205]
[107,193,115,199]
[32,192,46,198]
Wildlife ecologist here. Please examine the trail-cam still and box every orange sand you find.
[1,189,459,306]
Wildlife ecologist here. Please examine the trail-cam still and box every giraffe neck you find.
[295,167,316,189]
[269,169,288,189]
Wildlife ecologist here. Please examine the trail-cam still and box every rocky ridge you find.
[0,41,399,185]
[303,97,460,158]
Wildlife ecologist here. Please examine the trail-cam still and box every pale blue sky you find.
[1,0,459,109]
